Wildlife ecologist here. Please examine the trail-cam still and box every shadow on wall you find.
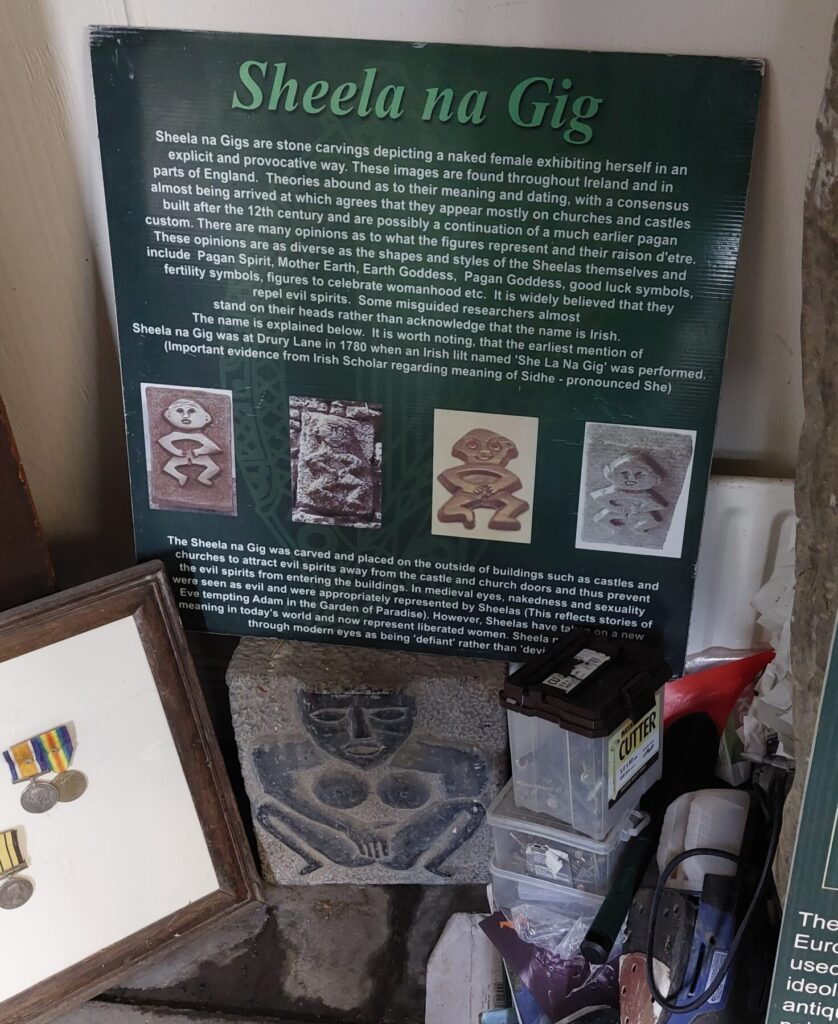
[50,273,134,585]
[0,0,133,587]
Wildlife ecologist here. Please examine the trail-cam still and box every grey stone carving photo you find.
[290,397,382,528]
[228,639,508,884]
[576,421,696,557]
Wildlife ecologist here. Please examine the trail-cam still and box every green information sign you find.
[766,622,838,1024]
[90,28,762,667]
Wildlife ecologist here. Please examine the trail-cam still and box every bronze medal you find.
[52,770,88,803]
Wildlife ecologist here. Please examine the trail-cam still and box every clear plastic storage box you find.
[502,631,670,839]
[490,859,604,922]
[488,779,649,895]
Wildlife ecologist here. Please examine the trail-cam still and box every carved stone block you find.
[227,639,508,884]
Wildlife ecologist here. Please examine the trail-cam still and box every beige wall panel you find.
[0,0,131,582]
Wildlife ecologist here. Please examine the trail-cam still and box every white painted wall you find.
[0,0,833,581]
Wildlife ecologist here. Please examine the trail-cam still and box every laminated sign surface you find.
[90,29,762,667]
[765,618,838,1024]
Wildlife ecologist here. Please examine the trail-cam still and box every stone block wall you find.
[783,15,838,893]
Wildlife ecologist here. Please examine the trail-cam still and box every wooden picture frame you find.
[0,562,261,1024]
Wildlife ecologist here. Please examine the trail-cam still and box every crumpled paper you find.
[740,531,796,762]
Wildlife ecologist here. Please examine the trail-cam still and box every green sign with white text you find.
[765,619,838,1024]
[91,28,762,668]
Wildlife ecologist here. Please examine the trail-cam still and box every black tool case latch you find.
[620,671,657,722]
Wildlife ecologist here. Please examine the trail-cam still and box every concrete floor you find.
[103,883,487,1022]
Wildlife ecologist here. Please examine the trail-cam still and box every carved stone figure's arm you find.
[590,485,616,501]
[470,466,522,494]
[191,434,222,456]
[257,801,374,871]
[439,466,500,496]
[386,798,486,874]
[253,743,376,856]
[157,431,186,456]
[437,467,469,495]
[644,489,669,511]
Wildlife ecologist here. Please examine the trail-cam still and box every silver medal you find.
[20,781,59,814]
[0,876,34,910]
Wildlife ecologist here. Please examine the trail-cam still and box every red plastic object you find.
[664,650,776,735]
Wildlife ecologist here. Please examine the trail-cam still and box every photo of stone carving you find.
[141,383,236,516]
[437,429,530,531]
[289,397,382,528]
[228,638,508,885]
[431,409,538,545]
[575,422,696,558]
[592,451,668,532]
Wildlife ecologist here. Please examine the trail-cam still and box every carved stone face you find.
[297,690,416,767]
[603,451,662,492]
[164,399,212,430]
[452,428,518,466]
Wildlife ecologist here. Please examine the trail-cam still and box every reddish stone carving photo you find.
[431,409,538,545]
[437,428,530,532]
[141,384,237,516]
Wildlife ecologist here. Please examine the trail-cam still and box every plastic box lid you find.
[500,629,671,736]
[488,779,650,854]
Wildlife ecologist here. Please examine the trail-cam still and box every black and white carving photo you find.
[290,397,382,529]
[575,422,696,558]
